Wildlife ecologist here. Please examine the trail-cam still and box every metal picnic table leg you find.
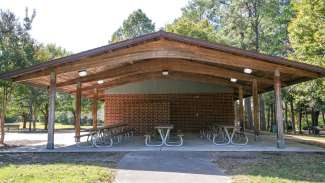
[159,128,170,146]
[223,127,231,145]
[230,128,248,145]
[213,127,231,145]
[145,129,164,146]
[229,128,236,144]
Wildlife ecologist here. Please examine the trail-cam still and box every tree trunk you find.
[284,102,288,132]
[298,107,303,134]
[259,95,266,131]
[290,100,296,133]
[244,98,253,129]
[305,111,310,134]
[311,108,320,134]
[71,110,76,127]
[0,113,4,144]
[267,105,271,131]
[322,112,325,125]
[28,101,33,132]
[44,111,49,130]
[271,103,275,132]
[29,120,32,132]
[22,113,27,129]
[42,103,49,130]
[32,112,36,131]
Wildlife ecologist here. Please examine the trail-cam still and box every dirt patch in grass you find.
[0,152,125,183]
[213,152,325,183]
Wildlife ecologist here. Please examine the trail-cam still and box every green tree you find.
[0,9,36,143]
[166,17,225,43]
[110,9,155,42]
[173,0,295,132]
[288,0,325,133]
[34,44,69,130]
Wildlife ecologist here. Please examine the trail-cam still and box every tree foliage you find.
[0,9,36,142]
[110,9,155,42]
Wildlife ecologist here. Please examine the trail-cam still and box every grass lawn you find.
[215,152,325,183]
[0,152,122,183]
[0,164,113,183]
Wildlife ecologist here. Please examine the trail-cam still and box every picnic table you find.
[145,124,183,146]
[213,125,248,145]
[155,125,174,146]
[4,123,20,131]
[201,124,248,145]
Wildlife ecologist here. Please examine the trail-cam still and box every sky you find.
[0,0,189,53]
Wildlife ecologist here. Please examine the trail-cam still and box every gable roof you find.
[0,30,324,98]
[1,30,325,80]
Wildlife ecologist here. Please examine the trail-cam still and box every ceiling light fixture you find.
[97,80,104,84]
[78,70,87,77]
[162,70,169,76]
[230,78,237,82]
[244,68,253,74]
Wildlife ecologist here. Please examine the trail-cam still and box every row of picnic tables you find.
[78,123,247,147]
[78,123,135,147]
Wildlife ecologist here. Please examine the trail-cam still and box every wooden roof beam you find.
[73,71,252,94]
[56,59,275,87]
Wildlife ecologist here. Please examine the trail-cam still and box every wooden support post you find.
[234,101,238,125]
[239,86,244,130]
[92,88,98,129]
[47,71,56,149]
[274,69,285,148]
[252,79,260,135]
[75,82,81,142]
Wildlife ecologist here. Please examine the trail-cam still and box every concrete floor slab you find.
[1,132,325,153]
[114,151,230,183]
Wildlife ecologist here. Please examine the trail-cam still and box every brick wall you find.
[104,93,234,134]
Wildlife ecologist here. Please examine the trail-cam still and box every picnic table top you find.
[4,123,20,127]
[88,123,128,131]
[155,125,174,129]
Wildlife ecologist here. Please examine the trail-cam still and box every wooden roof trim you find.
[0,31,324,80]
[161,31,325,75]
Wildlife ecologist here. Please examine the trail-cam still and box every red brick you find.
[105,93,234,134]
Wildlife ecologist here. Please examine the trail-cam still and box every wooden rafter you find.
[56,59,274,87]
[74,71,253,98]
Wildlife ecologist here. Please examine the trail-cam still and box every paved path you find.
[114,151,230,183]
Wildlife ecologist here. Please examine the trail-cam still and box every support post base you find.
[46,143,54,149]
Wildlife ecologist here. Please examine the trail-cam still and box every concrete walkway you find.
[114,151,230,183]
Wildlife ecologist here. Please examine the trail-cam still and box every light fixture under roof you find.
[162,70,169,76]
[230,78,237,82]
[78,70,87,77]
[244,68,253,74]
[97,80,104,84]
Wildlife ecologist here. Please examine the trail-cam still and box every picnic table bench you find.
[4,123,20,131]
[75,123,134,147]
[311,126,325,135]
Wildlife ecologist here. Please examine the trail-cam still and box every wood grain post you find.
[92,88,98,129]
[275,69,285,148]
[252,79,260,135]
[75,82,81,142]
[47,71,56,149]
[238,86,244,130]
